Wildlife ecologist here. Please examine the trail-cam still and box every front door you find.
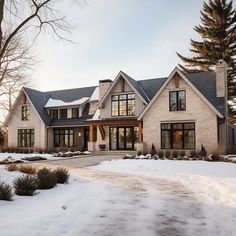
[109,127,136,150]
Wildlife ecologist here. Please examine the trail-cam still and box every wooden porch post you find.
[89,125,94,142]
[138,122,143,142]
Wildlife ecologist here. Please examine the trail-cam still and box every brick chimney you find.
[99,79,113,101]
[216,60,227,98]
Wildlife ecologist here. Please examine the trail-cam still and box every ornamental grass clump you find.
[13,175,38,196]
[54,167,70,184]
[18,165,37,175]
[0,181,13,201]
[6,164,18,172]
[37,167,57,189]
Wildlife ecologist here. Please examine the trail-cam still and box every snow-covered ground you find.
[0,159,236,236]
[0,152,91,163]
[0,153,53,162]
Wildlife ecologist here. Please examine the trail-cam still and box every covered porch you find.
[88,119,143,152]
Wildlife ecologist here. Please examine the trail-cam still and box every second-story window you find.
[50,109,58,119]
[169,90,186,111]
[22,105,30,121]
[72,108,79,118]
[111,93,135,116]
[59,109,67,119]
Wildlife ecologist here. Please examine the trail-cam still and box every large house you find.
[3,63,236,154]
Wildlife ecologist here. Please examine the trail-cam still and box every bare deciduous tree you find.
[0,0,82,122]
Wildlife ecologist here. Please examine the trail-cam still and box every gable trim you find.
[138,67,224,120]
[98,71,148,109]
[3,87,46,127]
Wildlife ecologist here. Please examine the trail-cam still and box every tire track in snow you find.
[70,168,207,236]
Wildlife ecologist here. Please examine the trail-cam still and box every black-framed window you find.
[21,106,30,121]
[169,91,186,111]
[72,108,79,119]
[54,129,74,147]
[111,93,135,116]
[18,129,34,147]
[161,123,195,149]
[50,109,58,119]
[59,109,67,119]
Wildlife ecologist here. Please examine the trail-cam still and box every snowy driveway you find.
[70,168,206,236]
[1,159,235,236]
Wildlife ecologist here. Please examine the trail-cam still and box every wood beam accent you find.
[89,125,94,142]
[175,73,180,88]
[121,77,125,92]
[89,119,141,126]
[98,125,105,140]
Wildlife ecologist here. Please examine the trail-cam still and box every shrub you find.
[14,175,38,196]
[199,144,207,157]
[210,153,222,162]
[37,167,57,189]
[6,164,18,172]
[180,150,185,157]
[150,143,156,157]
[0,181,13,201]
[54,168,70,184]
[137,151,142,156]
[172,151,179,159]
[21,156,47,161]
[158,150,164,159]
[165,150,171,159]
[18,165,36,175]
[189,150,197,158]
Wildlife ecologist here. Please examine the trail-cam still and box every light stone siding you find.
[143,76,218,153]
[100,77,145,118]
[7,92,46,150]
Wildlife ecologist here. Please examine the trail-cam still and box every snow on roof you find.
[89,87,99,101]
[45,97,90,108]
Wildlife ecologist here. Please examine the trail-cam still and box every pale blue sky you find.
[33,0,220,91]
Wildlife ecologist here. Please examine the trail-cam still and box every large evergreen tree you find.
[177,0,236,121]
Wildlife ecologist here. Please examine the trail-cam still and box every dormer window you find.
[50,109,58,119]
[22,105,30,121]
[59,109,67,119]
[72,108,79,118]
[169,91,186,111]
[111,93,135,116]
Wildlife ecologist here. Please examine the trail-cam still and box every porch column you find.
[89,125,94,142]
[88,125,95,152]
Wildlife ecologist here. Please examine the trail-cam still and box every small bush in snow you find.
[209,153,222,162]
[0,181,13,201]
[21,156,47,161]
[54,168,70,184]
[158,150,164,159]
[14,175,38,196]
[18,165,37,175]
[165,150,171,159]
[180,150,185,157]
[151,143,156,157]
[6,164,18,172]
[37,167,57,189]
[172,151,179,159]
[199,144,207,157]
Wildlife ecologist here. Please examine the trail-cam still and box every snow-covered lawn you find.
[0,153,55,162]
[0,159,236,236]
[0,151,91,163]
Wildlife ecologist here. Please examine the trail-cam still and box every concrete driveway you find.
[39,154,123,168]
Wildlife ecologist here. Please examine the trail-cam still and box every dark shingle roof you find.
[24,86,97,126]
[122,72,150,103]
[185,72,225,116]
[137,77,167,100]
[25,71,225,126]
